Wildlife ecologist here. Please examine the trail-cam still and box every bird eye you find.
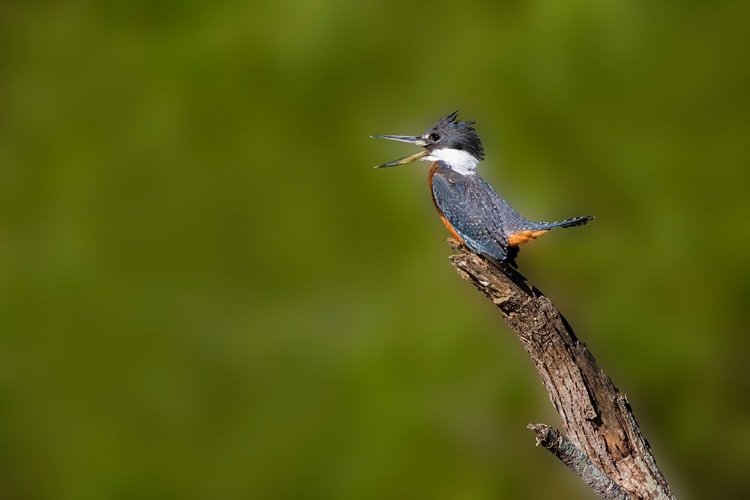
[428,133,441,142]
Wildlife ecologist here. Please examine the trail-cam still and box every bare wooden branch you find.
[528,423,631,500]
[447,239,675,500]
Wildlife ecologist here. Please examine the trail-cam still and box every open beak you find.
[371,135,428,168]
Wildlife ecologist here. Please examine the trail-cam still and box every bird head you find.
[372,111,484,172]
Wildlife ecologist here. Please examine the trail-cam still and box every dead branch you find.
[447,239,675,500]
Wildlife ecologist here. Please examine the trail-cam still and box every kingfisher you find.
[372,111,593,266]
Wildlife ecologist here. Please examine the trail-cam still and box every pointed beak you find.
[371,135,429,168]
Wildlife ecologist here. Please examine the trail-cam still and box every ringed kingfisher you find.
[372,111,593,266]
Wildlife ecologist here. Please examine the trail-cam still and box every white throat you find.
[422,148,479,175]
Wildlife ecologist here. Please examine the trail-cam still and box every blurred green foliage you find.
[2,0,750,498]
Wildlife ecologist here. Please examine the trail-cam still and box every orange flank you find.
[508,229,548,246]
[437,212,465,245]
[428,162,465,245]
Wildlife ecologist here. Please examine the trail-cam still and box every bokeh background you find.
[2,1,749,498]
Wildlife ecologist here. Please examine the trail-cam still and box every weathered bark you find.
[528,423,630,500]
[447,239,674,500]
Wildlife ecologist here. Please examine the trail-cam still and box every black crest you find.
[426,111,484,160]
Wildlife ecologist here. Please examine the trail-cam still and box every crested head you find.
[372,111,485,174]
[421,111,484,175]
[425,111,484,161]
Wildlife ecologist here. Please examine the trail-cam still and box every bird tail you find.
[542,216,594,230]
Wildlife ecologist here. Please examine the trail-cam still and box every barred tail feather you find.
[544,216,594,229]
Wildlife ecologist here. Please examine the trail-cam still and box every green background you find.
[3,1,749,498]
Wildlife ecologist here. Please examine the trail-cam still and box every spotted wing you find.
[430,169,511,262]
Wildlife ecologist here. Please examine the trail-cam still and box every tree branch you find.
[447,239,675,500]
[528,423,631,500]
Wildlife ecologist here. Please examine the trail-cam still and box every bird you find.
[372,111,593,267]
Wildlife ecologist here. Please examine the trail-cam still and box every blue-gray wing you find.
[430,170,512,262]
